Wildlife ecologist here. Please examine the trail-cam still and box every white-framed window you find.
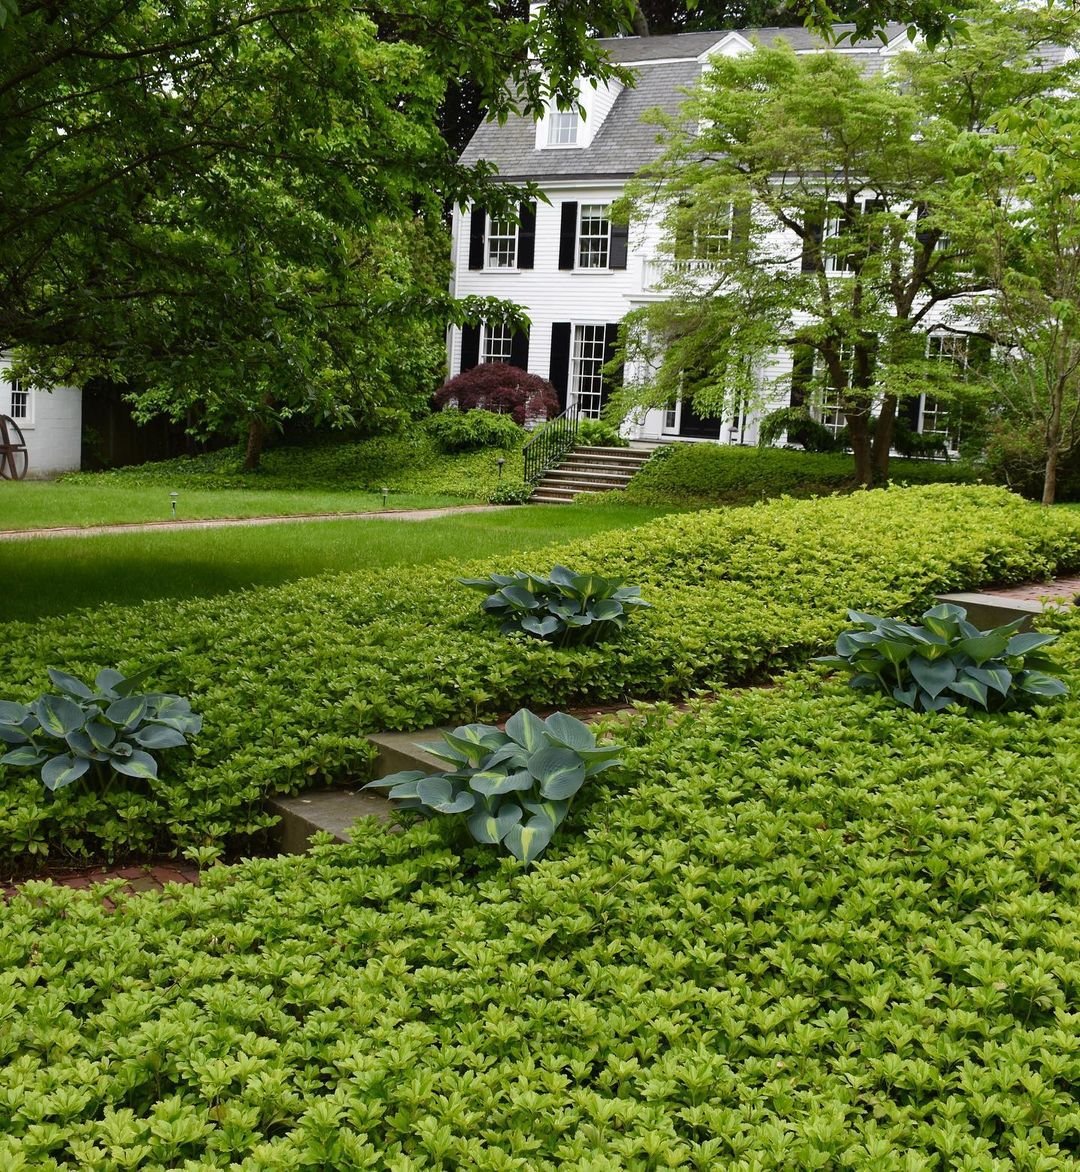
[4,376,31,425]
[482,323,513,364]
[570,324,607,419]
[548,111,579,146]
[578,204,610,269]
[487,214,518,269]
[926,332,969,371]
[921,333,968,447]
[814,345,853,435]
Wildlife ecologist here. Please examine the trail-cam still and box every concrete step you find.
[573,445,652,461]
[543,469,635,485]
[268,728,453,853]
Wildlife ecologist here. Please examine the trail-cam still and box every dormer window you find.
[548,111,579,146]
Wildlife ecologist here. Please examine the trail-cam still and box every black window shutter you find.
[602,322,623,403]
[801,208,824,273]
[731,202,751,247]
[468,208,486,271]
[558,203,578,271]
[789,345,814,406]
[509,328,530,371]
[905,396,921,430]
[549,323,572,408]
[609,222,629,270]
[460,324,480,372]
[518,202,536,270]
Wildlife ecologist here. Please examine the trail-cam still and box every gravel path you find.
[0,503,510,541]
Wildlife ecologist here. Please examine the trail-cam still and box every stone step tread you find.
[572,445,651,459]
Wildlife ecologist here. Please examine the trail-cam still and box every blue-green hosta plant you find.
[815,602,1068,713]
[363,709,622,863]
[458,565,650,644]
[0,666,202,792]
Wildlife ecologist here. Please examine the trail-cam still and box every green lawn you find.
[0,481,478,529]
[0,503,677,622]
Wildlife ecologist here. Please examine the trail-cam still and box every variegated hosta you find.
[363,709,622,863]
[458,565,650,644]
[0,666,202,792]
[815,603,1068,713]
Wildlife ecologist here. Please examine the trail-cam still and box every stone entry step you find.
[267,728,454,853]
[529,444,652,504]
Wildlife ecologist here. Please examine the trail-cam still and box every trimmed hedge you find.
[1,485,1078,865]
[619,444,977,506]
[3,619,1080,1166]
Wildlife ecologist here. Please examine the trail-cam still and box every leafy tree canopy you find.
[0,0,638,460]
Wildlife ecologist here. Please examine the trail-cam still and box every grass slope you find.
[0,504,674,622]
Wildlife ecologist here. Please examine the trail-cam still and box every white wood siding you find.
[1,358,82,476]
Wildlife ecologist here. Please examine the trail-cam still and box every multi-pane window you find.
[696,207,733,260]
[548,111,579,146]
[578,205,610,269]
[487,215,517,268]
[926,333,968,371]
[570,325,607,419]
[7,378,28,420]
[814,345,853,436]
[923,333,968,447]
[482,323,513,364]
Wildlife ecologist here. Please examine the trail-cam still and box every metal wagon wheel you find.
[0,414,29,480]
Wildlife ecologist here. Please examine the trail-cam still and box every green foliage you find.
[365,710,622,862]
[459,565,651,643]
[622,443,974,505]
[758,406,846,453]
[816,602,1068,712]
[488,480,531,505]
[0,485,1077,864]
[5,618,1080,1164]
[424,409,525,453]
[575,417,629,448]
[0,667,202,792]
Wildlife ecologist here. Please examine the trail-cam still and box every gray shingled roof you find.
[458,24,909,180]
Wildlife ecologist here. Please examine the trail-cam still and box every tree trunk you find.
[847,410,873,488]
[631,3,649,36]
[871,393,897,486]
[1043,445,1059,505]
[243,416,268,471]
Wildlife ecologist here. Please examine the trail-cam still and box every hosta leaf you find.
[498,584,539,610]
[835,631,880,657]
[521,615,560,638]
[956,632,1010,665]
[436,789,475,814]
[1006,631,1059,656]
[65,730,108,762]
[482,743,530,771]
[94,668,126,695]
[920,693,957,712]
[589,599,623,621]
[1,745,48,767]
[503,815,556,864]
[877,639,915,667]
[547,565,578,589]
[1016,670,1069,698]
[948,677,990,708]
[363,769,428,792]
[469,769,532,797]
[504,709,549,754]
[529,747,586,800]
[46,669,94,700]
[106,696,149,731]
[891,685,918,708]
[133,725,189,750]
[908,655,957,698]
[850,672,882,690]
[83,719,117,753]
[0,723,29,745]
[542,712,595,752]
[467,801,522,845]
[520,796,571,829]
[110,749,159,780]
[0,700,29,725]
[42,754,91,791]
[32,695,85,737]
[965,663,1013,697]
[417,776,455,809]
[112,665,163,698]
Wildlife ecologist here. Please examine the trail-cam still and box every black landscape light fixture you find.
[170,492,178,519]
[381,486,389,509]
[497,456,506,482]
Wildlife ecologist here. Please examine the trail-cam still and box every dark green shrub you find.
[0,667,202,791]
[575,418,629,448]
[364,709,622,862]
[816,602,1067,711]
[488,480,530,504]
[758,406,846,452]
[424,408,525,453]
[459,564,650,644]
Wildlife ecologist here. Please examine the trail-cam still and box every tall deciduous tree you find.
[618,1,1077,485]
[0,0,637,465]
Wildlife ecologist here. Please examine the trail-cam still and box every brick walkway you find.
[3,861,201,901]
[980,575,1080,605]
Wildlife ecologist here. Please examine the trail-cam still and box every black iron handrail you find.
[523,403,580,484]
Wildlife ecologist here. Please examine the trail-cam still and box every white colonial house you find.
[0,357,82,477]
[449,23,985,449]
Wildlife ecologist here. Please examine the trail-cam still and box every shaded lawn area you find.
[0,482,480,530]
[0,503,678,622]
